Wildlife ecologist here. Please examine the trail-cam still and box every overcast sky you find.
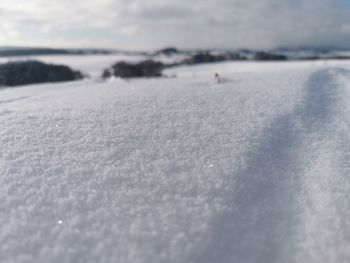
[0,0,350,50]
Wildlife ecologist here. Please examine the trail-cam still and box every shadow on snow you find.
[193,68,346,263]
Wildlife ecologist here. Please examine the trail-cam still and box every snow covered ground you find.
[1,58,350,263]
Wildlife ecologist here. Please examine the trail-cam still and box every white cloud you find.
[0,0,349,49]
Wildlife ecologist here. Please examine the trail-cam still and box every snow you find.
[1,57,350,263]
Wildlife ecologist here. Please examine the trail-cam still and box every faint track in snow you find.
[0,96,30,116]
[0,96,30,105]
[296,68,350,262]
[195,68,350,263]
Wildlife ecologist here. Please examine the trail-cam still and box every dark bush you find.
[154,47,178,56]
[0,60,83,87]
[226,52,247,60]
[110,60,163,78]
[187,52,227,64]
[102,69,112,79]
[254,52,287,61]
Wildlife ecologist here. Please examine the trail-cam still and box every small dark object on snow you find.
[215,73,221,83]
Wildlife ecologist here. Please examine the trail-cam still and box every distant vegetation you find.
[1,46,349,83]
[0,61,83,87]
[1,46,349,61]
[151,47,350,64]
[101,50,290,79]
[254,52,287,61]
[0,47,114,57]
[154,47,179,56]
[184,52,247,65]
[103,60,164,79]
[0,48,70,57]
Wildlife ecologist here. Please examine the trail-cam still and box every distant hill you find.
[0,47,116,57]
[1,46,349,62]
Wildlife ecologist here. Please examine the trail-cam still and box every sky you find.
[0,0,350,50]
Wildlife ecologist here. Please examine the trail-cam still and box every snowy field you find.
[1,57,350,263]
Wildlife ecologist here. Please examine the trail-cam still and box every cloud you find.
[0,0,349,49]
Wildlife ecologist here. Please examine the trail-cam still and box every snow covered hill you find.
[1,59,350,263]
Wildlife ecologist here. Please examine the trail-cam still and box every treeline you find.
[0,61,83,87]
[101,50,288,79]
[1,47,349,86]
[0,48,114,57]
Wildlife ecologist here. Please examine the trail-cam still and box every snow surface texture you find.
[1,59,350,263]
